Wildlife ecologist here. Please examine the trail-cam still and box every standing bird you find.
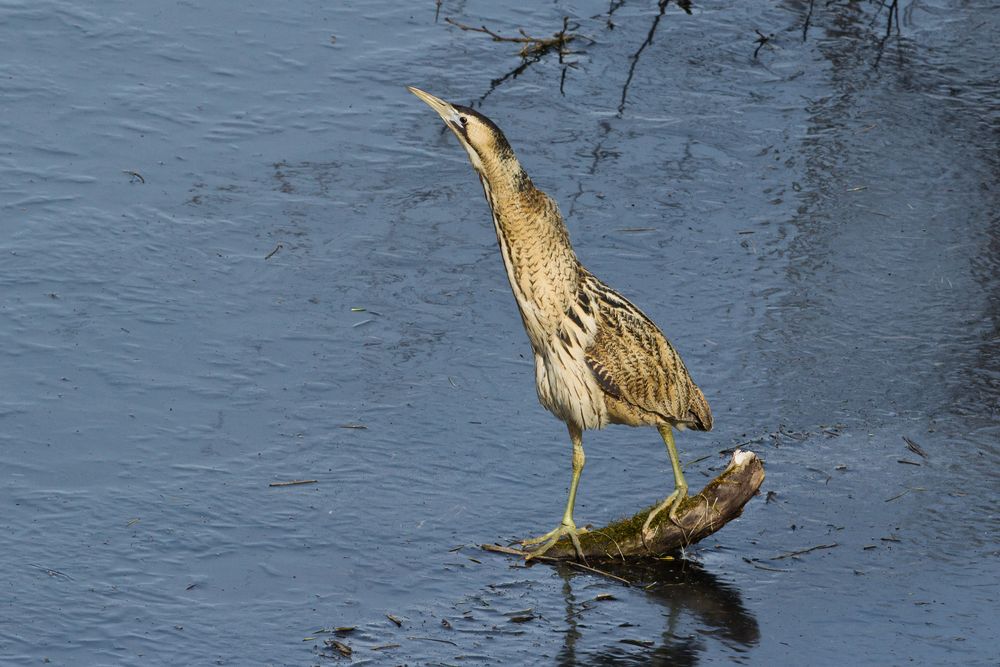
[408,87,712,561]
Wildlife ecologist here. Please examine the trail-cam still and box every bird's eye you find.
[459,116,468,126]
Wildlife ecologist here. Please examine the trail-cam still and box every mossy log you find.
[519,450,764,562]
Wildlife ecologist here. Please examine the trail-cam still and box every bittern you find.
[409,87,712,561]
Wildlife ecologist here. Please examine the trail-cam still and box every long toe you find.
[642,489,680,536]
[520,526,562,547]
[522,523,587,562]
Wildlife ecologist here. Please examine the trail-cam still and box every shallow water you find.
[2,0,997,664]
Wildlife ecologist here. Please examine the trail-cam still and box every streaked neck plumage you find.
[468,144,581,349]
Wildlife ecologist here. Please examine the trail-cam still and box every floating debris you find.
[386,613,403,627]
[324,639,352,657]
[444,17,577,59]
[752,29,773,59]
[771,543,838,560]
[268,479,317,487]
[29,564,73,581]
[902,436,928,459]
[408,636,458,645]
[884,489,910,502]
[742,557,791,573]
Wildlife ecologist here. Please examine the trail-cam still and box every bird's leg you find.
[521,424,588,561]
[642,425,689,534]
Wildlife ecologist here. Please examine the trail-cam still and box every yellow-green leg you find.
[642,425,689,534]
[522,424,588,561]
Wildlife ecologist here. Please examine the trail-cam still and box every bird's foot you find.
[520,520,588,562]
[642,484,689,536]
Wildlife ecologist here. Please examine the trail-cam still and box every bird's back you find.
[579,271,713,432]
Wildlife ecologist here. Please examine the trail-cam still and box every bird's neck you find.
[475,156,581,343]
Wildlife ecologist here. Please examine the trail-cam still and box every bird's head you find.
[408,86,516,177]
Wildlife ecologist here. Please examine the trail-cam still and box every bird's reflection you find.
[554,559,759,666]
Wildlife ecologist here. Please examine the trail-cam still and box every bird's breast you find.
[532,304,607,431]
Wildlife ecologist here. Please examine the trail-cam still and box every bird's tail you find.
[685,384,713,431]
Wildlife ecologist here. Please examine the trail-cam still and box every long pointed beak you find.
[408,86,463,131]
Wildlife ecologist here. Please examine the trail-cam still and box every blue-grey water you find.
[2,1,997,665]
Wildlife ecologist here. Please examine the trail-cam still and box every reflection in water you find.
[555,560,759,666]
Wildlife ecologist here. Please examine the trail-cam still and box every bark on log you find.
[523,450,764,561]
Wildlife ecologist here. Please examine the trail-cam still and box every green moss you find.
[545,455,763,559]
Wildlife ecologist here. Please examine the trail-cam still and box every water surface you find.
[2,0,997,664]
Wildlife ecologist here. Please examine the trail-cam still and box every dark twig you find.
[884,488,910,502]
[268,479,317,487]
[264,243,283,260]
[408,636,458,646]
[445,16,582,103]
[444,17,577,59]
[753,29,774,59]
[122,170,145,184]
[477,55,542,106]
[883,0,901,38]
[618,0,670,116]
[564,560,633,586]
[902,436,928,459]
[605,0,627,29]
[871,0,901,68]
[770,543,838,560]
[480,543,632,585]
[29,563,74,580]
[802,0,815,41]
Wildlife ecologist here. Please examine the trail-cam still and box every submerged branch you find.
[444,17,578,59]
[489,450,765,563]
[618,0,671,116]
[443,15,584,101]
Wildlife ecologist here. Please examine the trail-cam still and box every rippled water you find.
[2,0,997,664]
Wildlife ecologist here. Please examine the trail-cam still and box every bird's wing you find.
[580,274,711,429]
